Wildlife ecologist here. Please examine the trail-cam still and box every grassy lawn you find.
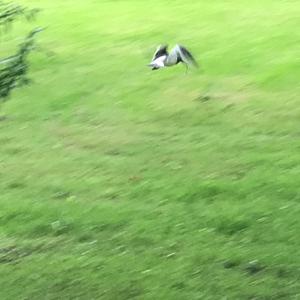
[1,0,300,299]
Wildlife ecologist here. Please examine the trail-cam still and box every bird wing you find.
[170,44,198,67]
[152,45,168,61]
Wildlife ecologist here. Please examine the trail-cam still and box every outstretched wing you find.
[172,44,198,67]
[152,45,168,61]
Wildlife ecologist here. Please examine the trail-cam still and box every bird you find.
[148,44,198,72]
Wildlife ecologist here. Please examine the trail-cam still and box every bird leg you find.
[185,64,189,74]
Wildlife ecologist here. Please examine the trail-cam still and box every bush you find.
[0,1,41,103]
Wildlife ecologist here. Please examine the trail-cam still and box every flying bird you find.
[148,44,198,72]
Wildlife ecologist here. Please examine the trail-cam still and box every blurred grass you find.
[1,0,300,299]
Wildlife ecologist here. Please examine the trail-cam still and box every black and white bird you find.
[148,44,198,72]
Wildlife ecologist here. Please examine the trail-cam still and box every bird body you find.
[151,55,167,69]
[148,44,198,71]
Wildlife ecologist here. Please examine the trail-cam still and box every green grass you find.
[1,0,300,299]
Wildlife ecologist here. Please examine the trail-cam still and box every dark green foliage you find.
[0,1,38,27]
[0,28,43,100]
[0,1,41,103]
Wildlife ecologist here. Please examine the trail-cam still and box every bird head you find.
[147,62,159,70]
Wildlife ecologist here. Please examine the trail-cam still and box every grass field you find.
[1,0,300,299]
